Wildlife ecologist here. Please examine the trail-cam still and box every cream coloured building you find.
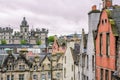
[63,41,79,80]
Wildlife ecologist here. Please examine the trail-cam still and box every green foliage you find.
[1,39,7,45]
[36,40,41,45]
[48,36,54,43]
[20,39,27,45]
[109,19,115,25]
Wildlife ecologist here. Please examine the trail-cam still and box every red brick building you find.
[95,8,118,80]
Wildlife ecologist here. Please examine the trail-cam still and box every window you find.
[100,69,103,80]
[25,28,27,32]
[65,56,66,64]
[33,75,38,80]
[19,65,25,70]
[87,55,89,69]
[34,65,38,70]
[92,55,94,71]
[105,19,107,23]
[42,65,44,70]
[41,74,45,80]
[64,68,66,78]
[7,75,10,80]
[19,74,24,80]
[56,73,60,79]
[11,75,14,80]
[7,65,13,70]
[105,70,109,80]
[82,56,85,67]
[100,33,102,56]
[48,72,51,79]
[87,76,89,80]
[72,65,73,71]
[106,33,110,56]
[48,64,51,68]
[102,20,104,24]
[71,77,73,80]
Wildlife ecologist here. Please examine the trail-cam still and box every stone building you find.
[84,5,100,80]
[63,41,79,80]
[0,17,48,45]
[78,29,88,80]
[78,5,100,80]
[0,51,63,80]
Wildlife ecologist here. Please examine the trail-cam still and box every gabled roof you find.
[70,47,79,65]
[39,53,51,65]
[17,54,32,67]
[95,8,118,39]
[0,54,8,68]
[3,53,16,67]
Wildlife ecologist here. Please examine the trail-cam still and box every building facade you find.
[0,51,63,80]
[63,41,79,80]
[85,5,100,80]
[78,29,88,80]
[95,8,117,80]
[0,17,48,45]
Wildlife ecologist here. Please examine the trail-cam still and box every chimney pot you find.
[92,5,97,11]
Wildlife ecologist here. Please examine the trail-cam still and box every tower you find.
[20,17,29,42]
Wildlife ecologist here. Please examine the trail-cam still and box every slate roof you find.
[68,43,80,66]
[111,6,120,35]
[95,7,120,39]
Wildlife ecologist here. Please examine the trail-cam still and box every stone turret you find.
[20,17,29,27]
[20,17,29,33]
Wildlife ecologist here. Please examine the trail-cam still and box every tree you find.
[36,40,41,45]
[1,39,7,45]
[20,39,27,45]
[48,36,54,43]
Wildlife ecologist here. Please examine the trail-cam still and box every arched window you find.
[105,19,107,23]
[102,20,104,25]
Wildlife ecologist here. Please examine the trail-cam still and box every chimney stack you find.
[106,1,112,7]
[102,0,112,8]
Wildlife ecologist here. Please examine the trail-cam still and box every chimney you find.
[106,1,112,7]
[102,0,112,8]
[92,5,97,11]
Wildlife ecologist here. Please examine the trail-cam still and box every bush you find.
[36,40,41,45]
[20,39,27,45]
[1,39,7,45]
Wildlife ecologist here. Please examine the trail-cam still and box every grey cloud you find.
[0,0,119,36]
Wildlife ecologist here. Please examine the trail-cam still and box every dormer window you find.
[7,65,14,70]
[34,65,38,70]
[19,65,25,70]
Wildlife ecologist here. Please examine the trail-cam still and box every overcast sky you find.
[0,0,119,36]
